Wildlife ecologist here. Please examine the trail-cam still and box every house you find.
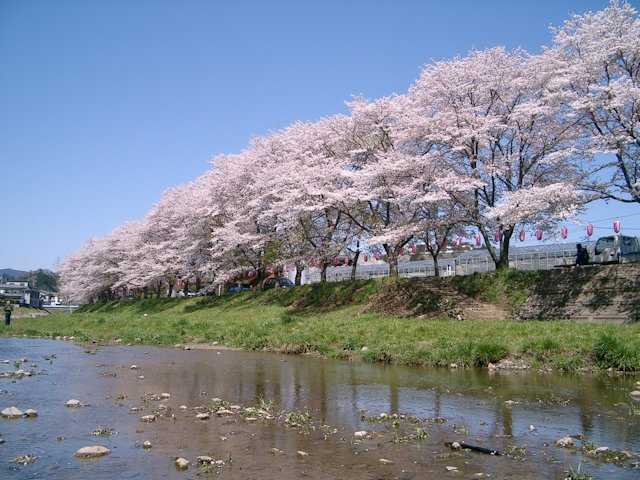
[0,281,41,307]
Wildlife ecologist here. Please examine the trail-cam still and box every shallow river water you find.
[1,338,639,479]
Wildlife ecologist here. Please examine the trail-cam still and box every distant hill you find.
[0,268,28,280]
[0,268,58,292]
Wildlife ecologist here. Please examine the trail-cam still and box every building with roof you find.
[0,281,41,307]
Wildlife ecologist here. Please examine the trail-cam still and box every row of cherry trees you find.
[60,2,640,302]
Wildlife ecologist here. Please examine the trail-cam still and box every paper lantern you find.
[411,244,417,255]
[519,230,526,242]
[560,226,568,239]
[455,237,462,247]
[535,228,543,241]
[613,219,621,233]
[494,230,502,243]
[475,234,482,247]
[586,224,593,237]
[363,254,368,262]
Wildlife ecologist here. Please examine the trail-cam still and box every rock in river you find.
[75,445,111,458]
[66,399,81,408]
[140,414,157,422]
[556,436,575,448]
[2,407,24,418]
[23,409,38,418]
[196,413,210,420]
[175,457,189,470]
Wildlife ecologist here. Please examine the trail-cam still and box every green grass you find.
[2,279,640,372]
[451,269,544,309]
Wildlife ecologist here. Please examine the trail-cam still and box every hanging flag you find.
[586,224,594,237]
[613,219,621,233]
[519,230,526,242]
[560,226,568,239]
[536,228,543,241]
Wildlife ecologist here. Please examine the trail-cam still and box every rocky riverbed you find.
[1,337,639,479]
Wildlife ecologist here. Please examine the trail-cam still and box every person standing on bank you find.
[4,301,13,327]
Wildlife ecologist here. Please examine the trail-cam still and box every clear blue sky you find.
[1,0,639,270]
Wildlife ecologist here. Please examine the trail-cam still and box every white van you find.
[592,235,640,264]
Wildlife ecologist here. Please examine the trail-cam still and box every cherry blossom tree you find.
[403,47,584,269]
[548,0,640,204]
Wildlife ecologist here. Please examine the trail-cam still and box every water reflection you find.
[1,338,638,479]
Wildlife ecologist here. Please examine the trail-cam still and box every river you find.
[1,338,638,479]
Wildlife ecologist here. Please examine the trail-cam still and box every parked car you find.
[227,283,252,294]
[262,277,295,290]
[592,234,640,264]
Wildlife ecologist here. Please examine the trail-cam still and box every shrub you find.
[592,333,640,371]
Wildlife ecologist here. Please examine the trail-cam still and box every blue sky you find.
[1,0,639,270]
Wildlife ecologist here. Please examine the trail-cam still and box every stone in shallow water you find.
[196,412,210,420]
[175,457,189,470]
[75,445,111,458]
[23,409,38,417]
[556,436,575,448]
[379,458,394,465]
[353,431,367,439]
[1,407,23,418]
[143,441,152,449]
[140,414,156,422]
[66,399,81,408]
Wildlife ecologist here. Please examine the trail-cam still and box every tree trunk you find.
[294,262,303,286]
[320,262,329,283]
[182,280,189,296]
[155,282,162,298]
[431,252,440,277]
[388,254,399,278]
[195,276,201,292]
[350,250,360,281]
[167,282,174,298]
[495,228,514,270]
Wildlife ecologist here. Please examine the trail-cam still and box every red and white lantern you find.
[561,226,568,239]
[535,228,543,241]
[586,224,594,237]
[411,244,417,255]
[494,230,502,243]
[475,233,482,247]
[613,219,621,233]
[363,254,368,262]
[455,237,462,247]
[519,230,526,242]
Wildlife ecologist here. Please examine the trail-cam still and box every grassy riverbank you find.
[2,277,640,372]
